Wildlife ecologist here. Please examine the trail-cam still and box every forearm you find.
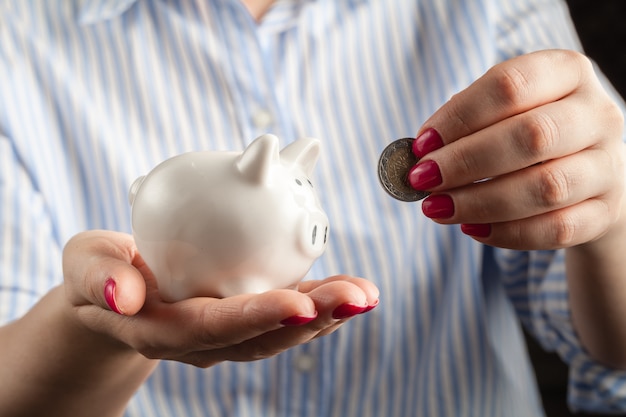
[567,191,626,369]
[0,285,158,417]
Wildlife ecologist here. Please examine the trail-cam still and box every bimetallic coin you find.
[378,138,430,202]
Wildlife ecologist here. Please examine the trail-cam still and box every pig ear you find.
[236,134,280,185]
[128,175,145,205]
[280,137,321,176]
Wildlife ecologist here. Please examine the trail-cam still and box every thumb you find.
[63,230,147,316]
[100,259,147,316]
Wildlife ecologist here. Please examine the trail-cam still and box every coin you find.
[378,138,430,202]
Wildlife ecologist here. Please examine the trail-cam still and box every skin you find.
[416,50,626,368]
[1,3,625,417]
[0,231,379,417]
[241,0,275,20]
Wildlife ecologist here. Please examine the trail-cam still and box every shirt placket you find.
[214,2,295,147]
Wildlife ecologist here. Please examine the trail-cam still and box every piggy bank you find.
[128,134,329,301]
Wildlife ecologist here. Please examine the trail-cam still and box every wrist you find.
[566,196,626,368]
[0,285,157,417]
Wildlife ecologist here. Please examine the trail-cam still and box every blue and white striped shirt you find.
[1,0,626,415]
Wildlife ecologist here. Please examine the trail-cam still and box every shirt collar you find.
[77,0,369,25]
[77,0,138,24]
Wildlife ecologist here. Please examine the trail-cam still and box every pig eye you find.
[312,225,317,245]
[323,226,328,244]
[307,179,313,187]
[295,179,303,186]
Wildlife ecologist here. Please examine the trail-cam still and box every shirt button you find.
[293,353,316,372]
[252,109,273,129]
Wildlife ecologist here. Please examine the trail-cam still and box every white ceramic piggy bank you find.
[128,134,329,301]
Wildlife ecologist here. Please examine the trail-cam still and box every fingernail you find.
[332,303,368,319]
[408,160,442,190]
[361,299,380,313]
[461,223,491,238]
[422,194,454,219]
[280,313,318,326]
[104,278,123,315]
[413,128,443,157]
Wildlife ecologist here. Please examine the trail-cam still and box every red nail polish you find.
[408,160,442,190]
[422,194,454,219]
[332,303,368,319]
[461,223,491,238]
[280,313,318,326]
[361,299,380,313]
[413,128,443,157]
[104,278,123,315]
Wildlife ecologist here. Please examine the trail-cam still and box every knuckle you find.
[599,198,618,226]
[536,165,571,207]
[449,145,480,177]
[515,112,559,160]
[553,49,592,82]
[569,50,594,76]
[195,304,242,348]
[499,222,526,249]
[194,299,277,350]
[442,95,474,136]
[468,197,491,222]
[605,100,625,136]
[491,64,532,109]
[193,327,225,350]
[550,211,578,248]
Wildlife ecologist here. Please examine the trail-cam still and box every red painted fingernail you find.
[361,299,380,313]
[280,313,318,326]
[332,303,368,319]
[461,223,491,238]
[408,160,442,190]
[422,194,454,219]
[413,128,444,157]
[104,278,123,315]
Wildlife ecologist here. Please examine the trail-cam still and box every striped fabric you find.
[1,0,625,415]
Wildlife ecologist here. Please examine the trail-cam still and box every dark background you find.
[567,0,626,97]
[526,1,626,416]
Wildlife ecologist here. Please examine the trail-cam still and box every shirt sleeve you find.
[495,248,626,413]
[490,0,626,413]
[0,132,63,326]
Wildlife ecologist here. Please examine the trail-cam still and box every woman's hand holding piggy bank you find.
[57,135,376,372]
[129,134,329,301]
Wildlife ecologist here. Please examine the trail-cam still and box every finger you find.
[176,320,330,366]
[305,279,373,319]
[411,75,625,192]
[297,275,380,305]
[192,317,338,365]
[438,95,604,188]
[418,50,592,144]
[423,148,617,224]
[62,231,147,316]
[187,281,377,365]
[465,198,616,250]
[118,289,318,357]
